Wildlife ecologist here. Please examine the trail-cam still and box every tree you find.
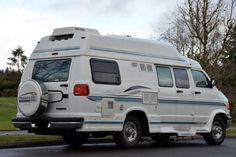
[0,68,22,97]
[220,23,236,119]
[224,24,236,70]
[219,23,236,101]
[160,0,236,75]
[160,14,194,56]
[7,46,28,72]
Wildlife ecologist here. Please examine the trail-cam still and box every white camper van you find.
[12,27,231,148]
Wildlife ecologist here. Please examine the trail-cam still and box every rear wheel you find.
[113,115,141,148]
[63,132,88,147]
[203,116,226,145]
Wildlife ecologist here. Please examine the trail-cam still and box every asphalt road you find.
[0,139,236,157]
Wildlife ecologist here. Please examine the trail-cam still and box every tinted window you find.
[147,64,153,72]
[32,59,71,82]
[140,64,146,71]
[191,70,209,88]
[90,58,121,85]
[173,68,189,88]
[156,67,173,87]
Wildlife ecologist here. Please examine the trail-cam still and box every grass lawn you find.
[0,97,17,131]
[0,134,62,142]
[226,129,236,135]
[233,122,236,127]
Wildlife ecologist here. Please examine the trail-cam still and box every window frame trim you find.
[90,58,121,85]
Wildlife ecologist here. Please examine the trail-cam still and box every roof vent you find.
[52,27,100,36]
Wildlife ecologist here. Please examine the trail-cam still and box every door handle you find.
[194,91,201,94]
[60,84,68,87]
[176,90,183,93]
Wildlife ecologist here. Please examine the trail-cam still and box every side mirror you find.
[209,78,217,88]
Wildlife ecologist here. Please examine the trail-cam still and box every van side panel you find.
[68,56,161,132]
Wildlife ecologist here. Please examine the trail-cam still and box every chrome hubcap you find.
[212,123,223,139]
[123,121,137,142]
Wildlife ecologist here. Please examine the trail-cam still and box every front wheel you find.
[203,116,226,145]
[113,115,142,148]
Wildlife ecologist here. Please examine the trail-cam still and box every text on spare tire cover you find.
[19,92,38,103]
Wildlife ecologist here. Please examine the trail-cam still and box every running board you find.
[178,132,195,136]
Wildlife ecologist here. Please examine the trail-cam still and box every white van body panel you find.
[14,27,230,137]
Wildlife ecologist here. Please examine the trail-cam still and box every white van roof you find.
[31,27,201,68]
[89,35,184,61]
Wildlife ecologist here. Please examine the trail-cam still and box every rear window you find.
[90,58,121,85]
[32,59,71,82]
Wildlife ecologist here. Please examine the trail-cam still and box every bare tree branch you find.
[159,0,236,74]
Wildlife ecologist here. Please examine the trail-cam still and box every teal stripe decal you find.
[159,99,177,104]
[87,96,143,103]
[84,121,123,124]
[150,121,207,125]
[33,46,80,53]
[87,96,224,106]
[84,121,206,125]
[160,99,224,106]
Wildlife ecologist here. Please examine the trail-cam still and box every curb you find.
[226,135,236,138]
[0,140,64,149]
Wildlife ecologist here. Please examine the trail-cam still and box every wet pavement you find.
[0,139,236,157]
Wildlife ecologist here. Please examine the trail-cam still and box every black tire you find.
[203,116,226,145]
[152,134,170,145]
[63,132,89,147]
[113,115,142,148]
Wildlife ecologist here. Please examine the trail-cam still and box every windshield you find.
[32,59,71,82]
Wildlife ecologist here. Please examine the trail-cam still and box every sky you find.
[0,0,183,70]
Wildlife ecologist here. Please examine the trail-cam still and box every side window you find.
[156,67,173,87]
[90,58,121,85]
[173,68,190,88]
[191,70,209,88]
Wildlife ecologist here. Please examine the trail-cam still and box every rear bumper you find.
[12,117,84,130]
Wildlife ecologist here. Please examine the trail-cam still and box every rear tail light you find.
[74,84,89,96]
[225,102,230,110]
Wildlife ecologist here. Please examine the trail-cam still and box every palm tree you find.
[7,46,28,72]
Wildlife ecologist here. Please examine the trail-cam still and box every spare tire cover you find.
[17,80,48,117]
